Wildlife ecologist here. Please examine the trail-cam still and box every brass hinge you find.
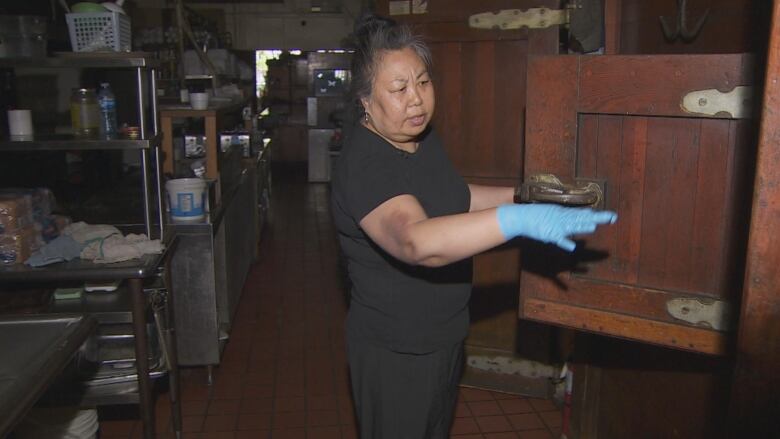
[666,297,733,332]
[469,7,571,30]
[681,86,754,119]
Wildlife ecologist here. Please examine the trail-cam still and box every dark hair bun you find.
[353,14,397,40]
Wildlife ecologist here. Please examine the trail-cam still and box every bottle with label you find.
[98,83,118,139]
[70,88,100,137]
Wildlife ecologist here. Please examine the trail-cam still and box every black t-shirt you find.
[331,123,472,354]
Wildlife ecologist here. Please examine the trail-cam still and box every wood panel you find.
[728,1,780,435]
[521,54,756,355]
[577,55,754,117]
[525,56,578,178]
[574,115,750,299]
[524,51,764,439]
[525,299,727,354]
[431,39,527,179]
[377,0,554,25]
[572,333,733,439]
[617,0,771,55]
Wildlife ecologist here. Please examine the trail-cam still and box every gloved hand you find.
[496,204,617,252]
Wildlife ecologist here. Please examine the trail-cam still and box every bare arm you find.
[468,184,514,212]
[359,194,506,268]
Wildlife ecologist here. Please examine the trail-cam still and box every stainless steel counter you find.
[0,314,97,437]
[169,165,258,368]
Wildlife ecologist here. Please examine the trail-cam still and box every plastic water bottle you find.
[98,82,118,139]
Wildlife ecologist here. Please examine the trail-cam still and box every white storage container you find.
[66,12,131,52]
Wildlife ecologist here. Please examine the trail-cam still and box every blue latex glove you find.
[496,204,618,252]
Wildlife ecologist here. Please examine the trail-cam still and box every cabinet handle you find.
[515,173,605,209]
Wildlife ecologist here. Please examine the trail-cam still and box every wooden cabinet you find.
[520,53,756,438]
[520,53,755,356]
[520,3,780,433]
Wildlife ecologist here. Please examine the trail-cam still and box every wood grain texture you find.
[526,274,733,331]
[430,38,528,179]
[690,119,731,295]
[603,0,622,54]
[523,298,728,355]
[614,116,647,285]
[618,0,770,55]
[572,114,742,297]
[376,0,554,23]
[578,55,754,117]
[521,54,755,355]
[524,55,579,178]
[572,332,733,439]
[728,1,780,434]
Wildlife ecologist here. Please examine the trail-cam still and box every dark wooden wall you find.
[613,0,771,55]
[575,1,773,438]
[728,1,780,437]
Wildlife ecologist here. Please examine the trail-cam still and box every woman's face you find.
[362,47,435,150]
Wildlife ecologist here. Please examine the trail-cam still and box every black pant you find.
[347,336,464,439]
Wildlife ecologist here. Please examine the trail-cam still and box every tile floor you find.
[99,165,563,439]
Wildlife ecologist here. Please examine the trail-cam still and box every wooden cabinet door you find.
[519,54,756,355]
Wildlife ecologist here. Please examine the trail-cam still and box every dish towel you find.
[81,233,164,264]
[25,235,84,267]
[26,222,163,265]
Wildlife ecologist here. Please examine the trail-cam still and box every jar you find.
[70,88,100,137]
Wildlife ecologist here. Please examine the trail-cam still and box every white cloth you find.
[62,221,121,244]
[81,233,164,264]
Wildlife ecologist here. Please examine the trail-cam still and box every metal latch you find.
[515,174,605,209]
[469,8,570,30]
[666,297,733,331]
[681,85,754,119]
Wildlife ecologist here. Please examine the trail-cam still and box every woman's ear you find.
[360,97,370,113]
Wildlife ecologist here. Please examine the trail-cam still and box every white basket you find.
[66,12,131,52]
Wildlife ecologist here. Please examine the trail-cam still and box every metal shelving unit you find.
[0,133,161,151]
[0,251,167,282]
[41,280,172,409]
[0,53,179,439]
[0,53,164,240]
[0,53,157,69]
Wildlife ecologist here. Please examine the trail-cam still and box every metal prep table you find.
[0,246,181,439]
[0,313,97,437]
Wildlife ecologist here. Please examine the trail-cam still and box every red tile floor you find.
[99,165,563,439]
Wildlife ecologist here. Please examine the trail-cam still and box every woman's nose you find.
[409,85,423,105]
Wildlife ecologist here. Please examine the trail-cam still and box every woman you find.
[331,15,616,438]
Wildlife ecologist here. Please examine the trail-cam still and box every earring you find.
[364,113,369,123]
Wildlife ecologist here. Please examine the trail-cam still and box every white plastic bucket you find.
[165,178,207,222]
[14,407,98,439]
